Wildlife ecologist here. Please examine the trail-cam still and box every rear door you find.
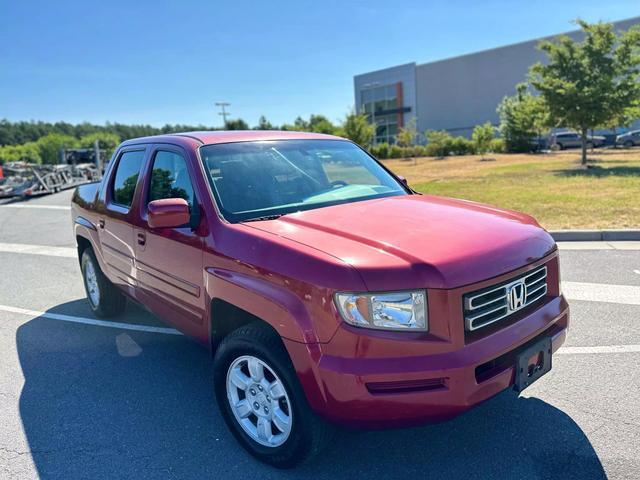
[133,144,205,338]
[97,147,147,296]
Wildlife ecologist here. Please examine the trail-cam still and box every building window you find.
[360,83,401,144]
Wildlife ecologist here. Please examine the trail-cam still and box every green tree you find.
[498,83,549,152]
[0,142,41,164]
[396,117,418,147]
[340,110,375,147]
[472,122,495,158]
[255,115,276,130]
[36,133,78,164]
[225,119,249,130]
[308,115,336,134]
[79,132,120,150]
[530,20,640,165]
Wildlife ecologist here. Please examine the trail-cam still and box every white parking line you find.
[0,242,76,258]
[0,204,71,210]
[562,281,640,306]
[556,345,640,355]
[0,304,182,335]
[557,241,640,250]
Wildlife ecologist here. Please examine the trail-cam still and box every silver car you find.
[549,132,606,150]
[615,130,640,147]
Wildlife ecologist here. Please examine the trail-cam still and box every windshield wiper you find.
[241,214,285,222]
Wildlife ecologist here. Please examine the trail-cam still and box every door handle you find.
[98,218,105,229]
[137,232,146,246]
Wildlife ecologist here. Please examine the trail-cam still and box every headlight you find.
[335,290,427,331]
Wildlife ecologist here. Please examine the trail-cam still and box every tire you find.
[81,248,126,318]
[624,140,633,148]
[213,322,333,468]
[553,142,563,151]
[586,142,594,149]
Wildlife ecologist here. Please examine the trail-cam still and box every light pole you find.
[215,102,231,127]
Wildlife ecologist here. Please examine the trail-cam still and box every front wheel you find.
[624,140,633,148]
[213,322,333,468]
[81,248,126,318]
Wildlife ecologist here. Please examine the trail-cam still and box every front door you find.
[133,145,205,339]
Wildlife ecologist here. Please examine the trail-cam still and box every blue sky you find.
[1,0,638,127]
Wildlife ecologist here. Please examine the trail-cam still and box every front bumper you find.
[285,295,569,429]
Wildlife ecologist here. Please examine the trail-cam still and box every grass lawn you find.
[381,148,640,230]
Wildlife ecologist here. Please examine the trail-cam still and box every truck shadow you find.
[16,300,605,480]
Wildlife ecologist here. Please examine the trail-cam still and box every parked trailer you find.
[0,162,99,199]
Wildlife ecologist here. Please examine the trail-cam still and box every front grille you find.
[463,266,547,331]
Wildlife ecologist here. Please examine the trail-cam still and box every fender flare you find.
[205,267,319,344]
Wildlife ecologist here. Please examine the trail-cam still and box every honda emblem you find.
[507,281,527,311]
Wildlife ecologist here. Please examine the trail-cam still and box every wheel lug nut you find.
[266,396,271,402]
[264,406,269,414]
[253,402,259,410]
[250,388,256,395]
[257,385,263,391]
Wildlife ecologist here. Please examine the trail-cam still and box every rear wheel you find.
[81,248,126,318]
[213,322,333,468]
[553,142,563,151]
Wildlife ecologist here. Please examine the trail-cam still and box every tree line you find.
[0,113,376,165]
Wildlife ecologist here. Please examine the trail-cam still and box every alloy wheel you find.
[226,355,293,447]
[84,259,100,307]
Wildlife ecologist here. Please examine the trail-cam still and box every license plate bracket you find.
[514,337,552,392]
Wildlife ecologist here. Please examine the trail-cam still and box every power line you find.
[215,102,230,126]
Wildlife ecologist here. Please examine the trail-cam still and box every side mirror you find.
[148,198,190,228]
[397,175,409,186]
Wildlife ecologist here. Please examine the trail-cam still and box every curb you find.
[549,230,640,242]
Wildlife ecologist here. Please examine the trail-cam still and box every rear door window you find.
[112,150,145,207]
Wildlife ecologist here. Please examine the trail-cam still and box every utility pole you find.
[215,102,231,127]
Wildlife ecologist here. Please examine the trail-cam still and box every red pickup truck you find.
[71,131,569,467]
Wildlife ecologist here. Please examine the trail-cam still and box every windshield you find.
[200,140,407,222]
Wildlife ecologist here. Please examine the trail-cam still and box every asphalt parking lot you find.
[0,189,639,480]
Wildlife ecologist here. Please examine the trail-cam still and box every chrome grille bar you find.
[463,266,548,332]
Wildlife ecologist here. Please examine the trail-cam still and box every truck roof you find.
[120,130,343,148]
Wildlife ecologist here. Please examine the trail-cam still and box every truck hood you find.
[246,195,555,290]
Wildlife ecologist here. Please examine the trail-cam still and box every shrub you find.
[498,84,548,153]
[425,130,454,157]
[413,145,428,157]
[451,136,474,155]
[472,122,496,157]
[489,138,506,153]
[389,144,404,159]
[369,142,390,159]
